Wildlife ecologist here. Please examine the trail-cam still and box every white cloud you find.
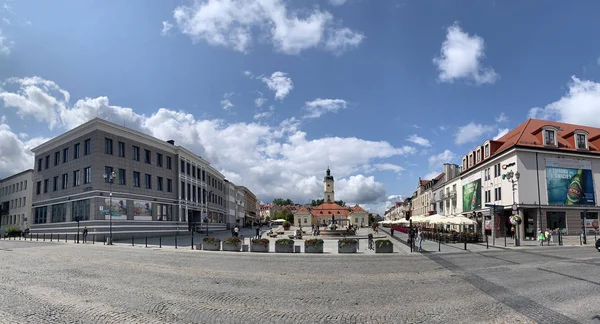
[243,70,253,77]
[304,98,347,118]
[171,0,363,55]
[254,92,267,107]
[528,76,600,127]
[495,112,508,123]
[0,29,11,55]
[439,126,447,131]
[254,105,274,120]
[428,149,456,169]
[373,163,404,174]
[493,128,509,140]
[413,124,421,129]
[261,71,293,100]
[423,171,441,180]
[220,99,233,110]
[597,56,600,66]
[161,21,173,36]
[407,134,431,147]
[433,22,498,85]
[2,18,10,25]
[329,0,348,5]
[454,122,495,145]
[0,76,415,208]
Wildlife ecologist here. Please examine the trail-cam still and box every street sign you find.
[512,203,518,211]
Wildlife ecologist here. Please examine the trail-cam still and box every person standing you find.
[255,227,260,239]
[390,228,394,236]
[417,227,424,252]
[83,227,88,243]
[234,226,239,238]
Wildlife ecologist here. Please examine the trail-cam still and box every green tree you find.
[335,200,346,207]
[273,208,294,223]
[273,198,294,206]
[368,213,375,225]
[311,199,345,207]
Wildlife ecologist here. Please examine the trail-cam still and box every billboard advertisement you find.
[546,158,595,205]
[102,198,127,220]
[462,172,482,211]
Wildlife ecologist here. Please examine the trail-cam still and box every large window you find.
[118,141,125,157]
[43,179,48,193]
[144,149,151,164]
[54,152,60,166]
[546,211,566,230]
[576,134,587,149]
[84,167,91,184]
[37,158,42,171]
[180,160,185,173]
[62,173,68,189]
[544,130,556,146]
[156,204,172,221]
[45,155,50,169]
[36,181,41,195]
[51,203,67,223]
[73,170,80,187]
[53,176,58,191]
[157,153,163,167]
[105,138,113,155]
[72,199,90,221]
[74,143,80,159]
[133,171,141,187]
[63,148,69,163]
[118,169,126,185]
[167,179,172,192]
[157,177,163,191]
[166,156,172,169]
[84,139,91,155]
[104,166,114,183]
[145,174,152,189]
[34,206,47,224]
[133,146,140,161]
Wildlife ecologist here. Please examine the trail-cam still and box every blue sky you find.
[1,0,600,214]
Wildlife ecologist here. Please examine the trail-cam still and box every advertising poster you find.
[462,172,482,211]
[134,200,152,217]
[546,158,595,205]
[103,198,127,220]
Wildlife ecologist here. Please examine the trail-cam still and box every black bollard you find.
[175,235,178,249]
[132,236,134,246]
[93,235,95,244]
[486,234,489,249]
[438,239,441,252]
[37,233,39,241]
[50,233,53,242]
[159,236,162,248]
[464,240,467,250]
[191,235,194,250]
[103,235,106,245]
[145,236,148,248]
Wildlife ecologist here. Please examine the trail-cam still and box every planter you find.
[338,244,357,253]
[250,243,269,252]
[203,242,220,251]
[222,242,242,252]
[275,244,294,253]
[283,226,291,231]
[375,244,393,253]
[304,244,324,253]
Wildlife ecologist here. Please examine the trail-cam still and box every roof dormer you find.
[483,140,491,159]
[541,125,559,147]
[574,129,589,150]
[468,151,474,168]
[476,146,482,164]
[462,155,467,171]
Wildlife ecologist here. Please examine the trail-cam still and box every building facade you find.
[238,186,258,226]
[259,203,281,221]
[0,169,34,234]
[28,118,255,239]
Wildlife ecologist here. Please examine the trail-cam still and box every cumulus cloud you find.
[0,29,12,55]
[171,0,364,55]
[161,21,173,36]
[261,71,293,100]
[254,92,267,107]
[220,92,235,110]
[0,76,415,208]
[428,149,456,169]
[454,122,495,145]
[407,134,431,147]
[528,76,600,127]
[304,98,347,118]
[495,112,508,123]
[494,128,509,140]
[433,22,498,85]
[329,0,348,5]
[373,163,404,174]
[254,105,274,120]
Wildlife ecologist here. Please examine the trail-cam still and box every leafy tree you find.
[368,213,375,225]
[335,200,346,207]
[273,198,294,206]
[273,208,294,223]
[311,199,345,207]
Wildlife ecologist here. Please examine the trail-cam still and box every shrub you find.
[251,238,269,245]
[375,239,392,248]
[5,226,21,237]
[223,237,241,245]
[338,238,358,247]
[282,220,291,227]
[203,237,220,244]
[275,238,294,246]
[304,238,324,247]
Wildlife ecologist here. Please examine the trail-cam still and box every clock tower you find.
[324,167,335,202]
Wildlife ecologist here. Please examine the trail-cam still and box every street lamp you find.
[505,170,521,246]
[204,190,213,236]
[103,171,117,245]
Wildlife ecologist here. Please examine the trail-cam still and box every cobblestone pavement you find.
[1,239,599,323]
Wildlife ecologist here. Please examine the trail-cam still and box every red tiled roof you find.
[350,204,366,212]
[419,179,430,186]
[310,202,352,217]
[433,173,444,181]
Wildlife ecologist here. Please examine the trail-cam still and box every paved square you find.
[1,238,599,323]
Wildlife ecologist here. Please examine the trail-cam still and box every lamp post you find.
[204,190,213,236]
[505,170,521,246]
[103,171,117,245]
[73,215,83,243]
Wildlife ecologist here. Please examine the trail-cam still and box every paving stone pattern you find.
[1,237,600,323]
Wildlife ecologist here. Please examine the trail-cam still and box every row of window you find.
[180,159,223,192]
[34,200,91,224]
[483,188,502,203]
[36,167,93,194]
[104,138,173,169]
[179,181,226,207]
[103,166,173,192]
[37,139,91,172]
[1,181,28,196]
[543,129,588,149]
[6,197,27,209]
[482,163,503,180]
[1,214,25,226]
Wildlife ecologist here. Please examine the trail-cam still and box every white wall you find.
[444,177,462,215]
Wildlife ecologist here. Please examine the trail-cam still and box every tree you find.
[273,208,294,223]
[311,199,345,207]
[273,198,294,206]
[368,213,375,225]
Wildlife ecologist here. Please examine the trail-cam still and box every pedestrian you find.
[83,227,88,243]
[234,226,239,238]
[417,227,424,252]
[390,228,394,236]
[255,227,260,239]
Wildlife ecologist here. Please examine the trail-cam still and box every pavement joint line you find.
[426,253,579,324]
[474,252,520,265]
[536,267,600,286]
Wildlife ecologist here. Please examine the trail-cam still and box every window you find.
[192,166,196,178]
[494,187,502,201]
[118,141,125,157]
[576,134,587,149]
[118,169,126,185]
[37,158,43,171]
[493,164,501,178]
[186,163,191,175]
[192,185,196,201]
[74,143,80,159]
[84,167,91,184]
[62,173,68,189]
[34,206,47,224]
[181,181,185,198]
[72,199,90,221]
[73,170,80,187]
[187,183,191,200]
[84,139,91,155]
[36,181,41,195]
[468,154,474,167]
[462,157,467,170]
[45,155,50,169]
[484,190,491,203]
[145,174,152,189]
[476,149,481,163]
[544,130,556,146]
[105,138,113,154]
[180,160,185,173]
[43,179,48,193]
[54,152,60,166]
[133,146,140,161]
[166,156,172,169]
[63,148,70,163]
[51,203,66,223]
[133,172,141,187]
[157,153,163,167]
[53,176,58,191]
[484,144,490,158]
[157,177,163,191]
[167,179,172,192]
[144,149,151,164]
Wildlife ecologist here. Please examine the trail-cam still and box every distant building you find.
[0,169,34,234]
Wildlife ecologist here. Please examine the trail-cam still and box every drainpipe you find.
[535,152,543,234]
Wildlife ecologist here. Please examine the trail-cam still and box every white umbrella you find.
[444,215,476,225]
[424,214,449,224]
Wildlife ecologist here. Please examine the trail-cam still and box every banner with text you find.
[546,158,595,205]
[462,172,482,212]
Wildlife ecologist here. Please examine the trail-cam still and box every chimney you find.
[167,140,175,145]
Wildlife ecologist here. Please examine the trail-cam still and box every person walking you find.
[417,227,424,252]
[255,227,260,239]
[390,228,394,236]
[233,226,239,238]
[83,227,88,243]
